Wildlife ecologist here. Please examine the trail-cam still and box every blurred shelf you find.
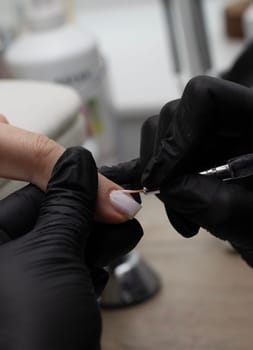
[203,0,245,74]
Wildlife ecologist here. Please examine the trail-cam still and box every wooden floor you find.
[101,196,253,350]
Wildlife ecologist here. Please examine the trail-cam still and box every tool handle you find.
[228,153,253,179]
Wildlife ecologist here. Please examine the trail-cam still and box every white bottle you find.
[4,0,116,164]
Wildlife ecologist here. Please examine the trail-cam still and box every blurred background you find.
[1,0,251,164]
[1,1,253,349]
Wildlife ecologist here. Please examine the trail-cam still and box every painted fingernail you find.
[109,190,142,219]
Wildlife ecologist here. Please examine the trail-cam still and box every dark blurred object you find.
[100,253,160,309]
[224,0,251,38]
[162,0,211,76]
[221,39,253,87]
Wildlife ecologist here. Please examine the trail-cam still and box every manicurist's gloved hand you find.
[141,76,253,188]
[104,76,253,267]
[0,115,143,348]
[158,173,253,267]
[0,147,102,349]
[0,182,143,295]
[140,76,253,266]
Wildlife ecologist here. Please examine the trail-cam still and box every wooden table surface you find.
[101,196,253,350]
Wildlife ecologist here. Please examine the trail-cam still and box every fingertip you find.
[109,190,142,220]
[95,191,142,224]
[95,174,142,224]
[166,209,200,238]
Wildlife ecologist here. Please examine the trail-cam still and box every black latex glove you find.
[159,174,253,267]
[142,76,253,188]
[0,147,101,349]
[140,76,253,266]
[0,183,111,296]
[102,76,253,267]
[0,173,143,296]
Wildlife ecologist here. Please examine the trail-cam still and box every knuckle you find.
[33,134,54,160]
[184,75,213,99]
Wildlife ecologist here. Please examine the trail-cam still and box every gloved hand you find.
[158,174,253,267]
[0,147,101,349]
[0,172,143,297]
[141,76,253,188]
[103,76,253,267]
[141,76,253,266]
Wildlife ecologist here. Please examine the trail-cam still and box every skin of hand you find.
[0,115,129,224]
[0,116,64,191]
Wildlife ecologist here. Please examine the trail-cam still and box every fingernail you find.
[109,190,142,219]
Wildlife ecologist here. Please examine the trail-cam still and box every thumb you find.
[34,147,98,246]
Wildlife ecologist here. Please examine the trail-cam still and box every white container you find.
[4,0,116,164]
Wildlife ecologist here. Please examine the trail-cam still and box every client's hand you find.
[97,76,253,268]
[0,116,143,295]
[0,115,140,224]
